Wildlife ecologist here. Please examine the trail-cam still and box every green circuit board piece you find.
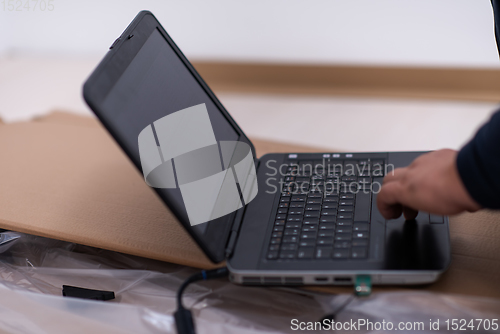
[355,275,372,296]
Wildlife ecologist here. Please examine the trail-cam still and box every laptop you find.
[83,11,450,286]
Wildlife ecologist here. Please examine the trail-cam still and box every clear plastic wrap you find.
[0,232,498,333]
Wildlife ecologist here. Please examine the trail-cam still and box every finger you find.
[377,181,405,219]
[403,206,418,220]
[382,167,407,185]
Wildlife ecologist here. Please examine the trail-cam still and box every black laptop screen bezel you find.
[83,11,256,263]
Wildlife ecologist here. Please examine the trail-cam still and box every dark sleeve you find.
[457,110,500,209]
[493,0,500,55]
[455,1,500,208]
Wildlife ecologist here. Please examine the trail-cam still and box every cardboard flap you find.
[0,115,215,268]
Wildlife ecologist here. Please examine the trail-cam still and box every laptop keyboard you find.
[266,159,385,261]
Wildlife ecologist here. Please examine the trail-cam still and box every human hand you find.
[376,149,481,220]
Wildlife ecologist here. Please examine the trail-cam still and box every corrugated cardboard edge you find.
[33,111,102,128]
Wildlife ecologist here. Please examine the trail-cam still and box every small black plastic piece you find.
[62,285,115,301]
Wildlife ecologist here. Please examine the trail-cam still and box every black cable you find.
[174,267,229,334]
[320,293,356,323]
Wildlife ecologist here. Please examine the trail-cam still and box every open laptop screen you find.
[89,25,254,262]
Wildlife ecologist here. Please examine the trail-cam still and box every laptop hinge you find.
[225,157,261,258]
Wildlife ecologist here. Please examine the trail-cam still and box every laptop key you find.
[321,209,337,216]
[352,239,369,247]
[336,226,352,234]
[267,251,279,259]
[325,177,339,183]
[283,236,298,243]
[280,197,290,203]
[339,200,354,206]
[315,247,332,259]
[270,237,282,244]
[353,232,369,239]
[307,198,322,204]
[274,220,286,227]
[358,176,371,183]
[338,206,353,212]
[317,238,334,245]
[334,241,351,248]
[273,226,285,232]
[279,202,290,208]
[320,216,336,223]
[276,214,287,220]
[337,213,353,220]
[319,223,335,230]
[300,232,317,239]
[321,203,337,209]
[353,222,369,232]
[291,195,306,202]
[304,211,320,218]
[340,193,355,200]
[354,191,371,222]
[285,223,300,229]
[269,244,280,251]
[297,183,310,192]
[287,215,303,222]
[305,204,321,211]
[351,247,367,258]
[335,233,352,241]
[332,249,350,259]
[299,240,315,247]
[284,228,300,236]
[336,220,353,226]
[302,225,317,232]
[297,247,314,259]
[288,208,304,215]
[303,218,319,225]
[318,230,335,237]
[290,202,305,208]
[272,232,283,238]
[281,243,298,251]
[279,251,296,259]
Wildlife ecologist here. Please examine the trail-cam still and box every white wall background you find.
[0,0,499,67]
[1,0,499,152]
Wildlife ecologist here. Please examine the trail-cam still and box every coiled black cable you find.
[174,267,229,334]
